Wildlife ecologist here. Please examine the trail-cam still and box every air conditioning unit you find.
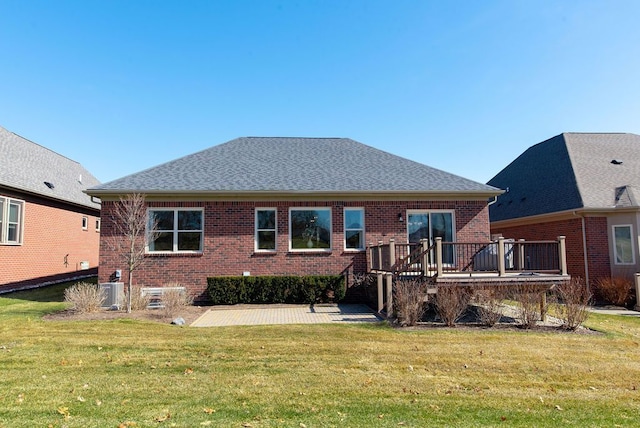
[100,282,124,308]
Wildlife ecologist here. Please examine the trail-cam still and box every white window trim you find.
[406,209,456,243]
[344,207,365,251]
[289,207,332,252]
[82,216,88,230]
[95,218,101,232]
[612,224,635,265]
[146,208,204,254]
[255,208,277,252]
[0,196,25,245]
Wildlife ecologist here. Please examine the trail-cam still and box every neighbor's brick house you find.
[488,133,640,287]
[87,137,501,302]
[0,126,101,290]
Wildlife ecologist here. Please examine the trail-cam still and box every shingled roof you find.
[488,133,640,222]
[88,137,499,197]
[0,126,100,210]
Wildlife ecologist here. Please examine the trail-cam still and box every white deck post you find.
[377,273,384,313]
[435,237,443,277]
[389,238,396,271]
[497,236,506,276]
[368,242,374,272]
[377,240,383,271]
[385,273,394,316]
[421,238,429,277]
[558,235,568,275]
[518,239,525,270]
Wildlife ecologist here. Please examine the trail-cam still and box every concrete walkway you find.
[191,303,381,327]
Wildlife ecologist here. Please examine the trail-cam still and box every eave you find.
[85,188,503,203]
[490,206,640,228]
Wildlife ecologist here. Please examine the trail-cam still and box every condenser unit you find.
[100,282,124,308]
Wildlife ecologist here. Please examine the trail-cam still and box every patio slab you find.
[191,303,381,327]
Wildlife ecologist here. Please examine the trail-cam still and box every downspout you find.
[575,211,590,291]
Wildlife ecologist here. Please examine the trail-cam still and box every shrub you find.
[393,279,427,326]
[593,277,633,307]
[64,282,105,313]
[129,284,152,311]
[473,285,507,327]
[206,275,346,305]
[434,285,471,327]
[510,283,544,329]
[555,277,591,330]
[161,285,194,318]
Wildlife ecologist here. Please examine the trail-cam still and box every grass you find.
[1,282,640,427]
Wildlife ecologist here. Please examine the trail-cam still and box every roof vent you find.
[44,181,55,189]
[611,160,623,165]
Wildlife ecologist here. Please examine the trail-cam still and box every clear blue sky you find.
[2,0,640,185]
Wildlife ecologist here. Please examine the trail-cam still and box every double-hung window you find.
[290,208,331,251]
[255,208,277,251]
[148,208,203,253]
[344,208,365,250]
[613,224,635,265]
[0,196,24,245]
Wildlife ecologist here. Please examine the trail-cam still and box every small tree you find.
[107,193,157,313]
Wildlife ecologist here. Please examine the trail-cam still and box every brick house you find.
[0,126,101,291]
[488,132,640,287]
[86,137,502,302]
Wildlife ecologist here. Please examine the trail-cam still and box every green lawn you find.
[1,282,639,427]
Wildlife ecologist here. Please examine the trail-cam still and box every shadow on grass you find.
[1,278,97,303]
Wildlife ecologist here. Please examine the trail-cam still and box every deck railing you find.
[368,236,568,278]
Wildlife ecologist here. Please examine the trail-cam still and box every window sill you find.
[146,252,203,257]
[288,249,332,254]
[253,250,277,256]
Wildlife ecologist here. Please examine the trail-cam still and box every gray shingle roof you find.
[488,133,640,222]
[88,137,499,195]
[0,126,101,210]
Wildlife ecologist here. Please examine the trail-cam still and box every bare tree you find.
[107,193,157,313]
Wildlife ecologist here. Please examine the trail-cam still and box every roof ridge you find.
[0,125,82,165]
[243,136,348,140]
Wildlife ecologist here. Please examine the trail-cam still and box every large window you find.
[290,208,331,251]
[0,196,24,245]
[407,211,455,263]
[344,208,365,250]
[255,208,277,251]
[148,209,203,253]
[613,224,635,265]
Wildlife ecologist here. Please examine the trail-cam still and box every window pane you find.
[258,231,276,250]
[8,224,17,242]
[8,203,19,222]
[150,232,173,251]
[291,209,331,249]
[431,212,453,241]
[178,232,202,251]
[344,209,363,229]
[257,210,275,230]
[614,226,633,264]
[151,211,174,230]
[178,211,202,230]
[345,230,363,249]
[408,213,429,243]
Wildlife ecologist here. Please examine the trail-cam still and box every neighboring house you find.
[86,137,501,302]
[0,126,101,291]
[488,132,640,287]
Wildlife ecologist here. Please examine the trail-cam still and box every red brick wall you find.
[0,193,100,288]
[99,199,490,301]
[491,216,610,285]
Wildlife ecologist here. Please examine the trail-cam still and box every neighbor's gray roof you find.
[88,137,499,195]
[0,126,101,210]
[488,133,640,222]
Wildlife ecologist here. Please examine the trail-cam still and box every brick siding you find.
[491,216,610,285]
[0,192,100,289]
[99,199,491,301]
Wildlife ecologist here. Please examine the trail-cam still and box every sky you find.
[1,0,640,186]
